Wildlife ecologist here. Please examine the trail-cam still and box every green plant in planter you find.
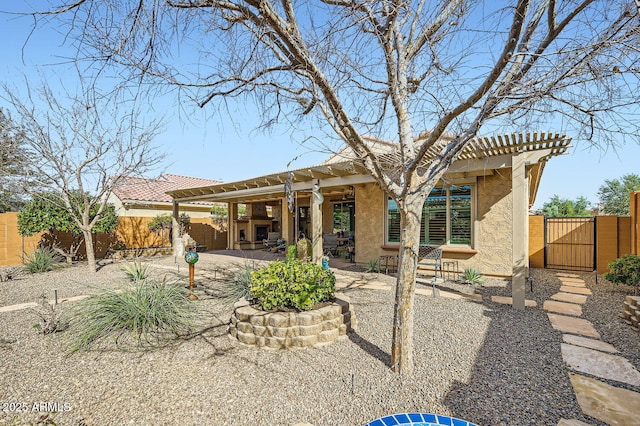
[462,267,484,286]
[249,257,335,311]
[286,245,297,262]
[605,254,640,294]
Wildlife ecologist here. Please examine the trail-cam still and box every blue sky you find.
[1,4,638,211]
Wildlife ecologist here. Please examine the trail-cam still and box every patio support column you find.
[280,197,293,246]
[311,180,324,265]
[172,201,183,257]
[512,152,527,309]
[227,202,236,250]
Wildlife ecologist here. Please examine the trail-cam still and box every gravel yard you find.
[1,253,638,426]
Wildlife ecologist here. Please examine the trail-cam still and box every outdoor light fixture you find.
[312,182,324,204]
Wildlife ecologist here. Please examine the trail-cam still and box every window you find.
[386,185,473,246]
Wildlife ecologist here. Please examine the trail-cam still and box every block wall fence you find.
[0,213,227,266]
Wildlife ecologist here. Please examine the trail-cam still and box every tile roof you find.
[113,174,221,204]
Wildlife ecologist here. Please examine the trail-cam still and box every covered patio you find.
[167,132,571,308]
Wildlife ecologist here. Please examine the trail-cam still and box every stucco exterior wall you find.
[353,183,385,264]
[472,171,513,276]
[352,172,516,276]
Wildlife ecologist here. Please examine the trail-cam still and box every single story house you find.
[108,173,221,218]
[107,173,227,251]
[167,132,571,307]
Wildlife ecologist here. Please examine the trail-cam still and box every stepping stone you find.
[491,295,537,307]
[362,284,391,291]
[569,373,640,426]
[559,281,587,288]
[0,302,38,313]
[562,343,640,386]
[551,292,588,304]
[415,287,482,301]
[544,300,583,316]
[557,273,580,278]
[557,420,591,426]
[54,294,91,304]
[367,280,392,288]
[559,277,586,283]
[335,279,367,289]
[563,334,618,354]
[560,286,592,295]
[547,313,600,338]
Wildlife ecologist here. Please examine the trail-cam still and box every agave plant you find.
[462,267,484,287]
[365,258,380,273]
[23,247,60,274]
[121,259,151,282]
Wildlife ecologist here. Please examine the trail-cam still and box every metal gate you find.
[545,217,595,271]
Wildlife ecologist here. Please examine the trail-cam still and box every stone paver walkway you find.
[545,273,640,426]
[559,285,592,295]
[543,300,582,316]
[551,292,588,304]
[547,313,601,339]
[490,295,537,307]
[561,343,640,386]
[569,373,640,425]
[562,334,618,354]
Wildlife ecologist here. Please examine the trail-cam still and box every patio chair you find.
[417,245,443,279]
[323,233,340,257]
[263,232,281,249]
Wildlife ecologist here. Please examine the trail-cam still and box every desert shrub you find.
[121,259,151,282]
[216,259,258,303]
[70,279,199,351]
[250,258,335,311]
[23,247,60,274]
[365,258,380,273]
[461,267,484,286]
[606,254,640,292]
[0,266,22,282]
[32,294,69,334]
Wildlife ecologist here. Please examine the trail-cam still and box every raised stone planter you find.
[229,295,355,349]
[621,295,640,329]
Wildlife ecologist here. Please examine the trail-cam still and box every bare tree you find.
[24,0,640,373]
[2,82,165,272]
[0,109,35,212]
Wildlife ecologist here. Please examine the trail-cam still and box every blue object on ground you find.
[321,256,329,269]
[364,413,477,426]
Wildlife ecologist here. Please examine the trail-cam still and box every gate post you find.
[543,216,548,269]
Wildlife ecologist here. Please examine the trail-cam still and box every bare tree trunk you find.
[82,229,97,273]
[391,193,426,374]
